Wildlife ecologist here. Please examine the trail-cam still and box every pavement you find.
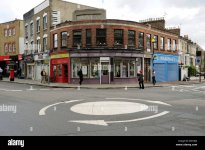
[1,77,205,89]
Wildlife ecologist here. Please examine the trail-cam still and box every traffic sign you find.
[196,57,202,65]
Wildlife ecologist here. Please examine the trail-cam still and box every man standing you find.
[78,68,83,85]
[152,70,156,86]
[0,67,3,80]
[138,70,144,89]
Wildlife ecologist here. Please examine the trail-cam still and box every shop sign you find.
[51,53,69,59]
[100,57,110,62]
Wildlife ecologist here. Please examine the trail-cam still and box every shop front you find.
[70,50,143,84]
[24,54,35,79]
[50,53,70,83]
[0,56,10,76]
[153,53,179,82]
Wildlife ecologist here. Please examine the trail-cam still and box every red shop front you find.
[50,53,70,83]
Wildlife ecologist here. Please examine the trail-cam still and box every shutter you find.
[167,63,178,81]
[154,63,166,82]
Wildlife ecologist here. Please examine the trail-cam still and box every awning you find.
[0,56,10,61]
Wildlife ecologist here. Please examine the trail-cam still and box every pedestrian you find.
[41,69,47,84]
[152,70,156,86]
[17,68,22,79]
[78,68,83,85]
[0,67,3,80]
[138,70,144,89]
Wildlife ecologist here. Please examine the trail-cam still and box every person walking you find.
[152,70,156,86]
[0,67,3,80]
[78,68,83,85]
[138,70,144,89]
[41,69,47,84]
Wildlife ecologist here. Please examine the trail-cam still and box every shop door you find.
[144,59,151,82]
[53,64,68,83]
[101,62,110,84]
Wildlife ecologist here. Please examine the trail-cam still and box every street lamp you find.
[151,37,156,85]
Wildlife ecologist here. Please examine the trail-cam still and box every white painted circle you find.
[70,101,149,116]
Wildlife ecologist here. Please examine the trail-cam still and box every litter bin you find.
[10,69,15,81]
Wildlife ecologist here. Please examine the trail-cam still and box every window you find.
[114,29,123,45]
[30,22,34,36]
[4,44,8,53]
[167,39,171,50]
[115,61,121,78]
[61,32,67,47]
[12,43,16,52]
[30,41,34,51]
[9,29,12,36]
[90,58,99,78]
[9,44,12,52]
[53,34,58,48]
[173,40,177,51]
[129,60,135,77]
[72,58,89,78]
[128,30,136,47]
[139,32,144,49]
[86,29,92,46]
[146,34,151,50]
[122,61,128,78]
[25,25,28,38]
[160,37,165,50]
[36,19,40,32]
[13,28,16,36]
[154,35,158,50]
[96,29,106,46]
[37,39,41,52]
[5,30,8,37]
[43,16,48,30]
[43,37,47,51]
[73,30,82,47]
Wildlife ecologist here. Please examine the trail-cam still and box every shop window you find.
[129,60,135,77]
[90,59,99,78]
[96,29,106,46]
[61,32,67,47]
[128,30,136,47]
[122,61,128,78]
[139,32,144,49]
[72,58,89,78]
[146,34,151,51]
[73,30,82,48]
[58,65,62,77]
[114,29,123,46]
[154,35,158,50]
[114,61,121,78]
[86,29,92,46]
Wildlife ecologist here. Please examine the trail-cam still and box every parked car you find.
[195,72,205,77]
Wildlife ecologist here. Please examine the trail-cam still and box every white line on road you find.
[39,89,50,91]
[70,111,170,126]
[5,90,23,92]
[39,99,84,116]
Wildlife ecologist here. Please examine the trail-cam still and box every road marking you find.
[39,99,84,116]
[39,89,50,91]
[5,90,23,92]
[70,111,170,126]
[106,98,172,106]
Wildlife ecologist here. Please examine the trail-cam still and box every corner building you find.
[50,19,179,84]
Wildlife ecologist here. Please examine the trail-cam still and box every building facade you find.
[50,19,179,84]
[0,19,24,77]
[23,0,105,80]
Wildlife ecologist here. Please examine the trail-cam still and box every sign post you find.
[196,56,202,82]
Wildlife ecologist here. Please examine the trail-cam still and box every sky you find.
[0,0,204,49]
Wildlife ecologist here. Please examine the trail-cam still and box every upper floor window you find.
[61,32,67,47]
[160,37,165,50]
[128,30,136,47]
[36,19,40,33]
[4,44,8,53]
[73,30,82,47]
[43,15,48,30]
[138,32,144,49]
[43,37,47,51]
[12,43,16,52]
[167,39,171,50]
[9,29,12,36]
[86,29,92,46]
[173,40,177,51]
[146,34,151,50]
[30,22,34,36]
[13,28,16,36]
[4,30,8,37]
[9,44,12,52]
[114,29,123,45]
[154,35,158,50]
[25,25,28,38]
[96,29,106,46]
[37,39,41,52]
[53,34,58,49]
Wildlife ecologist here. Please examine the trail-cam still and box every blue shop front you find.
[153,53,179,82]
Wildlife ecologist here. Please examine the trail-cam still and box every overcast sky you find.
[0,0,204,49]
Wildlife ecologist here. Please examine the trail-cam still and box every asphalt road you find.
[0,82,205,136]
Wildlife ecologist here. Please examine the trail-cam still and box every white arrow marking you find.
[69,111,170,126]
[106,98,172,106]
[39,100,84,116]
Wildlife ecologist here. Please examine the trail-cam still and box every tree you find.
[188,65,197,77]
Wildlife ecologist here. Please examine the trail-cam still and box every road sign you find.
[196,57,202,65]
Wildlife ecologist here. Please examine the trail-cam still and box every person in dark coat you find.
[152,70,156,86]
[138,70,144,89]
[78,68,83,85]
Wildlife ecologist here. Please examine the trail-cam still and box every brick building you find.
[23,0,106,80]
[0,19,24,77]
[50,19,179,84]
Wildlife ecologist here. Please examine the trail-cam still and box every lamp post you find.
[151,38,155,78]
